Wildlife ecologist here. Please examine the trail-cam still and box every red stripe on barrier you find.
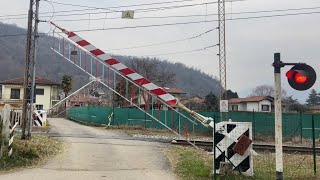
[105,58,119,65]
[68,32,77,38]
[166,99,177,106]
[120,68,135,75]
[90,49,104,56]
[151,88,167,96]
[135,78,150,85]
[77,40,90,47]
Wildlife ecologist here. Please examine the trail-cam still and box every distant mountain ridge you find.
[0,22,220,97]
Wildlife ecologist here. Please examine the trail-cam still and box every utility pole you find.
[21,0,39,140]
[28,0,40,138]
[218,0,227,120]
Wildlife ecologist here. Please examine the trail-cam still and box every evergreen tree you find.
[222,89,239,100]
[306,89,320,105]
[204,92,219,111]
[61,75,72,97]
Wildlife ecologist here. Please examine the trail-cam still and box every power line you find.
[1,10,320,38]
[45,0,199,10]
[35,5,320,21]
[108,28,218,51]
[141,44,219,57]
[44,0,245,14]
[0,0,223,19]
[2,3,320,21]
[228,10,320,21]
[72,20,216,33]
[0,1,221,21]
[61,10,320,33]
[53,14,217,22]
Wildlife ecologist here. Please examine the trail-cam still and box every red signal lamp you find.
[294,73,307,84]
[286,64,316,91]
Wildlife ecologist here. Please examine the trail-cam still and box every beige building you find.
[0,77,59,110]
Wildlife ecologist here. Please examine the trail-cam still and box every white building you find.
[0,77,59,110]
[228,96,274,112]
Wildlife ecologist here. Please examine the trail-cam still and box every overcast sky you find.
[1,0,319,102]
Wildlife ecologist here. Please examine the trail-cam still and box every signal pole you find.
[273,53,316,180]
[21,0,40,139]
[273,53,283,180]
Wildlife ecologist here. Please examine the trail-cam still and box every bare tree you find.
[115,57,176,108]
[126,57,175,86]
[250,85,287,98]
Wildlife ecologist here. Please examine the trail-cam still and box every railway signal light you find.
[285,64,316,91]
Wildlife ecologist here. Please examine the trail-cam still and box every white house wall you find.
[246,102,260,112]
[258,100,272,112]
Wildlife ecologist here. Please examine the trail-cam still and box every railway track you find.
[172,140,320,153]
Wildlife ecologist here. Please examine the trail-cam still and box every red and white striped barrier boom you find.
[50,22,212,127]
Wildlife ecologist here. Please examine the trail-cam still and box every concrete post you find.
[0,104,11,158]
[274,53,283,180]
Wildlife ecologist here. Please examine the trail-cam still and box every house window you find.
[10,89,20,99]
[231,105,238,111]
[262,105,270,111]
[36,105,43,110]
[36,88,44,95]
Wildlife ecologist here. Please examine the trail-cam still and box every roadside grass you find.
[165,146,319,180]
[165,146,213,180]
[0,135,63,172]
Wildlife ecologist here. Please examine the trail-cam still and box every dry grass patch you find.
[0,135,63,172]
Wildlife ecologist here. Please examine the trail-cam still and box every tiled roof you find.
[309,105,320,110]
[229,96,274,104]
[1,77,59,86]
[162,87,186,94]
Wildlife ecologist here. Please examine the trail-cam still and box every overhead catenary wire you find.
[45,0,199,10]
[140,44,219,57]
[1,10,320,38]
[108,27,218,51]
[0,0,244,20]
[60,10,320,33]
[2,4,320,21]
[44,0,245,14]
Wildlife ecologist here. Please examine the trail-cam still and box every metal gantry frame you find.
[218,0,227,120]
